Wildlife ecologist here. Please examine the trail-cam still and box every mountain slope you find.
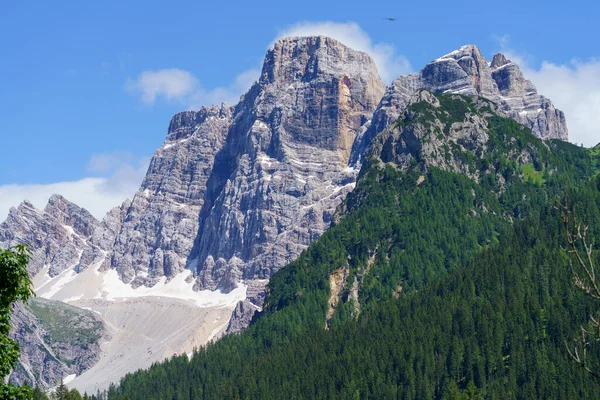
[102,92,599,399]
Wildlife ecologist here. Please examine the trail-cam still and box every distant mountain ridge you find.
[1,37,572,389]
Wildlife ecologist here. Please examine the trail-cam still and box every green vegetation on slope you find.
[97,94,600,399]
[28,298,104,348]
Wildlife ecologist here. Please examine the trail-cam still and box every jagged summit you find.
[262,36,382,90]
[491,52,511,68]
[44,194,98,237]
[353,44,568,161]
[73,34,385,294]
[0,195,98,277]
[434,44,485,63]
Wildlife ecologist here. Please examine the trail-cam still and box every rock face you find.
[368,90,498,174]
[189,36,385,298]
[354,45,568,164]
[80,105,233,285]
[488,52,568,141]
[9,298,105,389]
[0,195,99,277]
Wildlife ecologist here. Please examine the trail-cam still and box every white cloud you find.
[187,68,261,110]
[88,152,137,173]
[87,152,150,195]
[0,153,150,222]
[493,36,600,147]
[126,67,260,108]
[274,21,412,82]
[126,69,198,104]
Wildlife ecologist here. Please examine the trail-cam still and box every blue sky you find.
[1,0,599,219]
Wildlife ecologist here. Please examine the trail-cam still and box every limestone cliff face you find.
[190,36,385,300]
[76,105,233,285]
[77,36,384,296]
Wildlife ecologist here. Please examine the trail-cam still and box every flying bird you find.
[383,17,397,21]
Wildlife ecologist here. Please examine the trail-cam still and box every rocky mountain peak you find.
[489,53,530,95]
[490,52,510,68]
[359,44,568,152]
[1,196,98,277]
[190,35,385,294]
[44,194,98,237]
[262,36,381,93]
[428,44,498,98]
[437,44,487,66]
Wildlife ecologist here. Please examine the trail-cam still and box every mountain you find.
[76,40,569,323]
[78,35,387,333]
[101,91,600,400]
[4,36,387,390]
[2,38,576,391]
[0,194,98,277]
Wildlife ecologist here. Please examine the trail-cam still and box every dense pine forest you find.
[78,93,600,399]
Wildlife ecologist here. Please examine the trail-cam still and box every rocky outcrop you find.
[365,90,550,191]
[226,300,261,334]
[0,195,98,277]
[9,298,105,389]
[488,53,568,141]
[78,200,130,273]
[354,45,567,164]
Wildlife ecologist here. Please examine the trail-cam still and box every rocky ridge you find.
[0,194,99,277]
[353,45,568,165]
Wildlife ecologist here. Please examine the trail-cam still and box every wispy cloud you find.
[493,35,600,147]
[125,69,199,105]
[274,21,412,82]
[0,153,150,221]
[87,151,150,195]
[126,67,260,108]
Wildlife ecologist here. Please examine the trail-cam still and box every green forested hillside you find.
[96,94,600,399]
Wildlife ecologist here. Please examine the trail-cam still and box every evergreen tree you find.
[32,386,49,400]
[0,245,35,399]
[51,379,69,400]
